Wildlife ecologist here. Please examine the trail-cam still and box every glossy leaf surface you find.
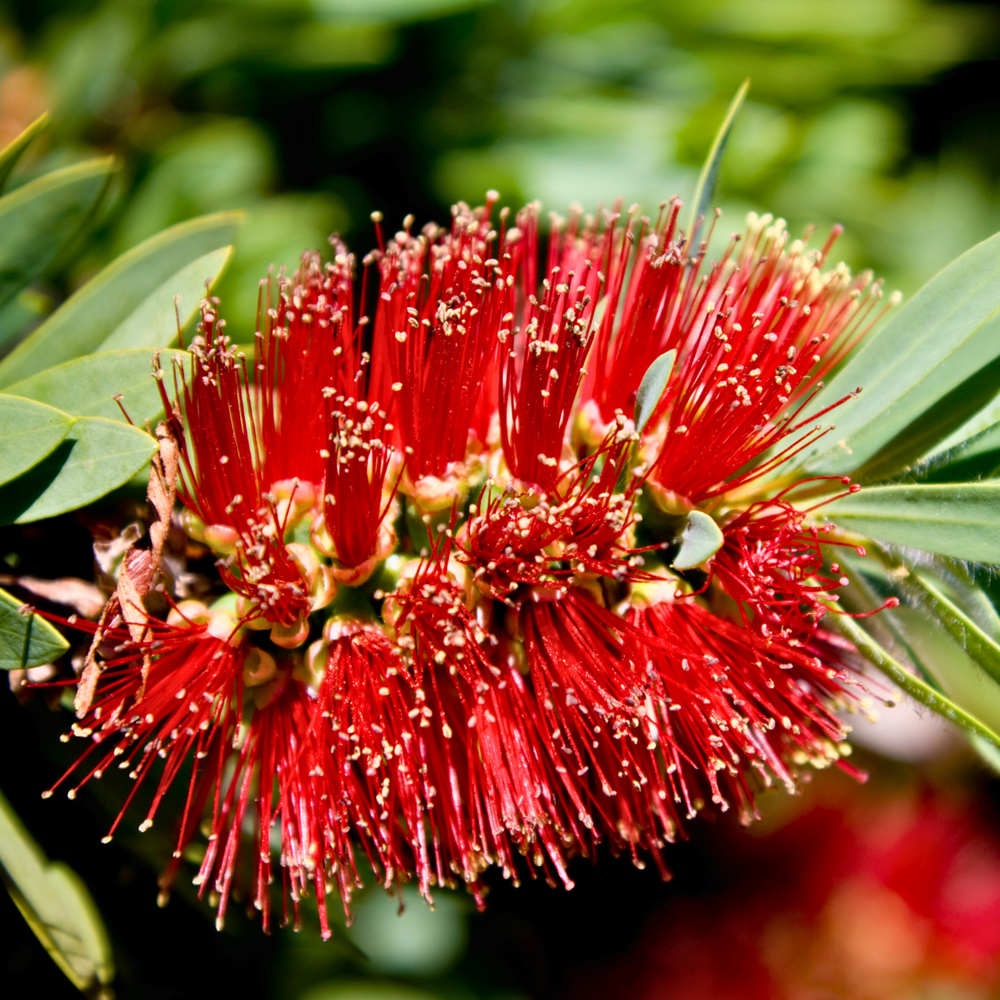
[672,510,724,570]
[0,290,51,354]
[95,246,232,352]
[857,343,1000,482]
[908,570,1000,688]
[891,603,1000,739]
[0,395,74,487]
[7,348,189,425]
[831,612,1000,747]
[0,585,69,671]
[0,211,240,388]
[687,79,749,239]
[800,230,1000,474]
[0,417,156,525]
[634,349,676,434]
[0,158,115,314]
[825,482,1000,563]
[0,786,114,992]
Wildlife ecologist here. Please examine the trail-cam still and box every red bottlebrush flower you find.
[315,390,396,583]
[584,199,687,425]
[47,614,244,840]
[308,620,429,909]
[382,547,587,896]
[587,211,891,502]
[458,419,649,600]
[371,197,518,502]
[159,308,315,634]
[251,240,398,583]
[711,481,864,641]
[500,204,614,491]
[44,607,333,933]
[47,190,901,932]
[255,240,360,489]
[196,674,330,935]
[517,588,682,873]
[630,600,854,820]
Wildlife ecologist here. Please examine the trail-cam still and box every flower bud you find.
[242,647,277,688]
[235,595,272,631]
[166,599,212,628]
[270,615,311,650]
[180,509,207,543]
[203,524,241,555]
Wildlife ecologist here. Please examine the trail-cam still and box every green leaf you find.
[825,482,1000,563]
[0,417,157,525]
[634,349,676,434]
[891,603,1000,740]
[800,230,1000,475]
[829,611,1000,748]
[0,786,114,993]
[7,348,190,425]
[687,79,749,240]
[922,382,1000,471]
[0,211,241,388]
[0,395,74,487]
[856,346,1000,482]
[919,425,1000,486]
[0,586,69,671]
[907,570,1000,689]
[0,289,52,353]
[95,246,233,353]
[671,510,724,570]
[0,158,116,314]
[0,113,49,192]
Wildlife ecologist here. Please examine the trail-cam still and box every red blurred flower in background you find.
[572,784,1000,1000]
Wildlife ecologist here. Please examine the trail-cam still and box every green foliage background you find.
[3,0,1000,326]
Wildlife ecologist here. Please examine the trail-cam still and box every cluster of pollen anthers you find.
[51,197,900,936]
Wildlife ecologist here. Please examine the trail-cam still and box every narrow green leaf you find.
[671,510,724,570]
[0,395,74,487]
[0,113,49,192]
[0,417,157,525]
[924,373,1000,463]
[0,786,114,992]
[892,603,1000,740]
[825,482,1000,563]
[920,424,1000,486]
[931,562,1000,637]
[634,349,676,434]
[907,570,1000,688]
[0,586,69,671]
[829,612,1000,748]
[0,158,116,314]
[0,211,242,388]
[95,246,233,352]
[687,79,749,240]
[7,348,190,425]
[800,230,1000,475]
[856,346,1000,482]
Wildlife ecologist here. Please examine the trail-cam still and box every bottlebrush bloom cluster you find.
[51,196,896,935]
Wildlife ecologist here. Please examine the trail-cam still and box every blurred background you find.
[5,0,1000,998]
